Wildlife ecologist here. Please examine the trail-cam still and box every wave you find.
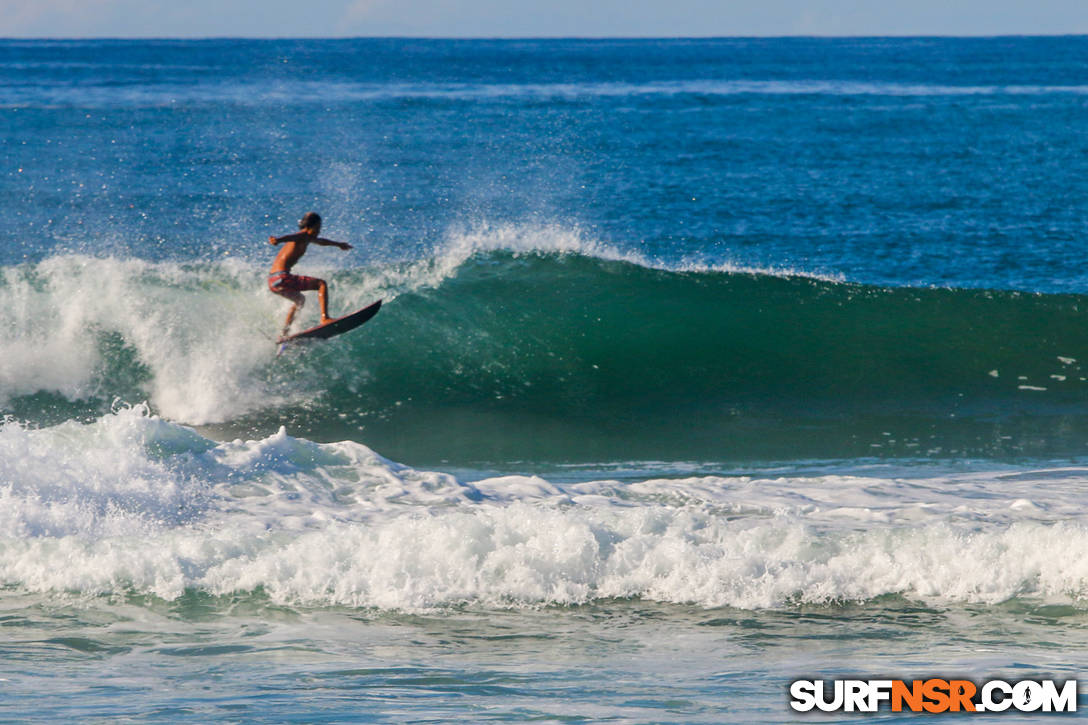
[5,78,1088,109]
[4,230,1088,462]
[4,407,1088,611]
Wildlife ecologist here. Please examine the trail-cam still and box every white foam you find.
[1,263,100,401]
[6,409,1088,610]
[383,222,840,295]
[0,256,300,423]
[363,222,648,296]
[0,405,209,539]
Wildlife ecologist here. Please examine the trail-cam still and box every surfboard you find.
[277,299,382,346]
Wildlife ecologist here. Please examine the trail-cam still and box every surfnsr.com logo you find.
[789,679,1077,713]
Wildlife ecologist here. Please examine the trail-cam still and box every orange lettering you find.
[922,679,951,713]
[948,680,977,712]
[892,680,924,712]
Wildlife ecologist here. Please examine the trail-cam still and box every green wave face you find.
[257,252,1088,464]
[6,252,1088,465]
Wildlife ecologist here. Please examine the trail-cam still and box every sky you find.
[2,0,1087,38]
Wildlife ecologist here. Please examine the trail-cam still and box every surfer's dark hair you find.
[299,212,322,231]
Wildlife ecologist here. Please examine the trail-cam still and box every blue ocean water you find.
[3,37,1088,721]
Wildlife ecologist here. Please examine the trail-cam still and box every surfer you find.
[268,212,353,335]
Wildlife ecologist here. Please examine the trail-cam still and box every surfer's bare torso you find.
[269,235,311,275]
[267,214,353,331]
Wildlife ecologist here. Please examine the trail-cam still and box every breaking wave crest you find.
[4,227,1088,462]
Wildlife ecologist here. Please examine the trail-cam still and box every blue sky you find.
[4,0,1087,37]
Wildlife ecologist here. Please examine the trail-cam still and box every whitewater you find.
[7,403,1088,609]
[4,36,1088,722]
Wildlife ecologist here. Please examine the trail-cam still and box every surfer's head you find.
[298,212,322,234]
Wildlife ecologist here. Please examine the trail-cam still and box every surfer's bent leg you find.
[270,273,329,326]
[317,280,330,323]
[269,271,308,334]
[283,274,329,323]
[282,274,324,320]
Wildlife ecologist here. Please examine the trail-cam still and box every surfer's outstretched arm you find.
[311,238,352,250]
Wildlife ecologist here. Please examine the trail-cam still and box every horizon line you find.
[3,33,1088,41]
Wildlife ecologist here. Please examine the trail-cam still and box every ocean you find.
[3,36,1088,721]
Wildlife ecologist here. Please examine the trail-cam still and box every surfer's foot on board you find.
[321,316,334,325]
